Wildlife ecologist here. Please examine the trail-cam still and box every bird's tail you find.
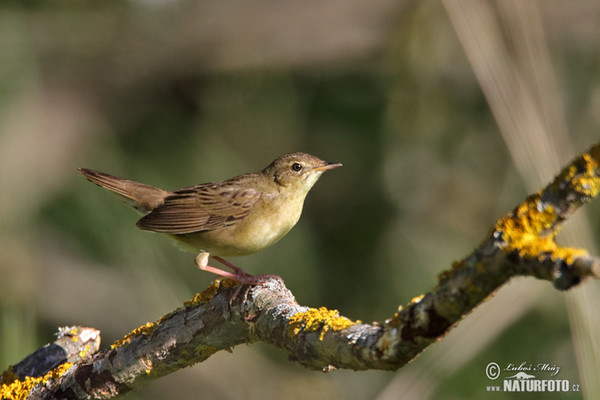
[78,168,169,213]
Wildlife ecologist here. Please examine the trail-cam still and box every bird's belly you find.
[170,210,299,257]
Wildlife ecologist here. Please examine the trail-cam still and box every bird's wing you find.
[136,182,260,234]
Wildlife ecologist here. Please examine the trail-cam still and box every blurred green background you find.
[1,0,600,399]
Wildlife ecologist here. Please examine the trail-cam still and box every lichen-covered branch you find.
[4,144,600,400]
[0,327,101,399]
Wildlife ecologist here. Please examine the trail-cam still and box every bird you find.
[79,152,341,284]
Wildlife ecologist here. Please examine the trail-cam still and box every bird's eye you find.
[291,162,303,172]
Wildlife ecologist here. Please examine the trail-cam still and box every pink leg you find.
[212,256,283,284]
[211,256,251,276]
[195,252,282,284]
[199,264,246,280]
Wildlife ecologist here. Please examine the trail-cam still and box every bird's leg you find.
[195,252,283,284]
[194,252,247,281]
[194,252,283,284]
[195,252,278,284]
[210,256,251,276]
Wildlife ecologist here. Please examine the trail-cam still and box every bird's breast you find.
[233,192,304,250]
[171,191,305,257]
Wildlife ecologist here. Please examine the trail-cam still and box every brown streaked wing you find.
[136,182,260,234]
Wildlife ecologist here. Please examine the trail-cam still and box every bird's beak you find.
[313,162,342,172]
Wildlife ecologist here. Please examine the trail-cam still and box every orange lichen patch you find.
[410,294,425,304]
[559,152,600,198]
[495,193,587,263]
[572,154,600,198]
[0,362,72,400]
[551,247,588,265]
[498,194,557,239]
[390,305,404,320]
[288,307,356,341]
[111,322,157,349]
[496,195,557,258]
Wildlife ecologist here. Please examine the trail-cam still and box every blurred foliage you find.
[1,0,600,399]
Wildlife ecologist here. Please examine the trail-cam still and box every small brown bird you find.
[79,153,341,283]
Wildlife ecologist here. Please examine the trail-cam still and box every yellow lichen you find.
[410,294,425,304]
[393,304,404,319]
[0,362,72,400]
[494,170,592,264]
[573,161,600,198]
[78,345,91,359]
[184,279,237,307]
[500,195,556,238]
[496,194,572,261]
[111,322,157,349]
[553,151,600,200]
[551,247,587,265]
[68,327,80,342]
[288,307,355,341]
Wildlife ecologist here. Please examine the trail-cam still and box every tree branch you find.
[0,327,100,399]
[4,143,600,400]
